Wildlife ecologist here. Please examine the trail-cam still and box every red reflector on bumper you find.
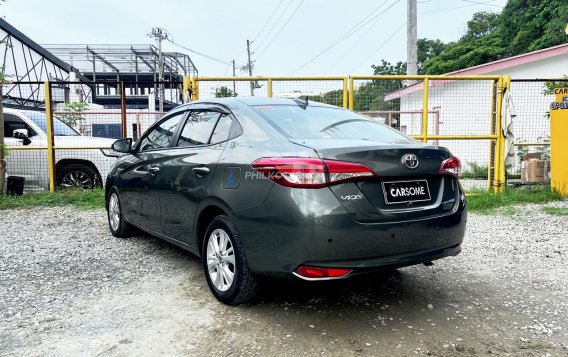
[294,266,352,279]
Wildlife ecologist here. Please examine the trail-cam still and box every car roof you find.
[181,96,339,109]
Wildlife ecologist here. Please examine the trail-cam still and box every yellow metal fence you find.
[193,75,509,191]
[4,75,511,193]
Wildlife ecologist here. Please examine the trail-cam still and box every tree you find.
[374,1,568,75]
[422,11,505,74]
[499,0,568,56]
[58,102,89,133]
[215,86,235,98]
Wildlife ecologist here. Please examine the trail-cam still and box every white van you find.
[3,108,118,191]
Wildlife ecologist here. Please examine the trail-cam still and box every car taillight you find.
[440,156,461,177]
[251,157,374,188]
[294,266,352,279]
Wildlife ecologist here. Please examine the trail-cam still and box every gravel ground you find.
[1,201,567,357]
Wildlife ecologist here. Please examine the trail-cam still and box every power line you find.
[290,0,401,74]
[256,0,305,60]
[253,0,285,42]
[350,22,407,74]
[325,5,391,73]
[166,38,231,65]
[460,0,503,8]
[421,0,499,14]
[254,0,295,54]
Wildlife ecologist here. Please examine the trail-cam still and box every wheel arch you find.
[56,159,101,181]
[195,204,230,257]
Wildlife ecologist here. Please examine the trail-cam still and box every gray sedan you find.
[105,97,466,304]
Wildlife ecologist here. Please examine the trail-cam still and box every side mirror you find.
[13,128,31,145]
[13,128,28,139]
[112,138,133,153]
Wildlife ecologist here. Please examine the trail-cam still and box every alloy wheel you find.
[206,228,236,292]
[61,170,93,189]
[108,192,120,232]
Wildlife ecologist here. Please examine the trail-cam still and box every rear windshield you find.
[253,105,410,141]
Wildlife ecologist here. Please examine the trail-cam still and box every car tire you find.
[107,187,133,238]
[58,163,100,189]
[202,215,259,305]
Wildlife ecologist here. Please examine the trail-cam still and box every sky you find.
[0,0,508,77]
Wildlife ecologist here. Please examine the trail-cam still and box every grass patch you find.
[0,189,105,210]
[500,206,517,217]
[541,206,568,216]
[466,186,564,214]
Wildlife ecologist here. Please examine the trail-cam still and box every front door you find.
[119,110,187,232]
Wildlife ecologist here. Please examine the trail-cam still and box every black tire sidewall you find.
[58,164,99,189]
[202,216,243,303]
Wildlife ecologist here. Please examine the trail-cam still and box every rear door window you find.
[177,111,221,147]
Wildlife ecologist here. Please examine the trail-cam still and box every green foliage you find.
[462,162,489,179]
[58,102,89,127]
[215,86,235,98]
[309,89,344,106]
[466,186,563,213]
[541,206,568,216]
[500,0,568,55]
[0,143,9,159]
[0,189,105,210]
[374,1,568,75]
[543,75,568,95]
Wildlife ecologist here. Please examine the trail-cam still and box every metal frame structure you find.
[43,44,198,86]
[0,18,90,108]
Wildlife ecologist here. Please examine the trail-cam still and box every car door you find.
[157,107,236,244]
[118,110,187,232]
[3,112,48,190]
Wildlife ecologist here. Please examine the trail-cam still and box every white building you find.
[385,43,568,175]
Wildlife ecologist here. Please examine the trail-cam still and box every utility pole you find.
[407,0,418,76]
[148,27,169,112]
[246,39,254,96]
[232,59,236,96]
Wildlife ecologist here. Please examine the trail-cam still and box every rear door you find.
[158,108,236,243]
[119,110,187,231]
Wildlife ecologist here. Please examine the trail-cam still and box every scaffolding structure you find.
[43,44,198,84]
[1,17,197,110]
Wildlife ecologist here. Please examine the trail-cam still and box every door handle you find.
[148,165,160,175]
[192,166,210,177]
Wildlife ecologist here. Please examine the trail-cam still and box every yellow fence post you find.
[182,76,191,103]
[487,79,498,190]
[499,76,511,191]
[267,79,273,98]
[493,76,506,193]
[343,77,348,109]
[422,78,429,143]
[192,77,199,100]
[348,77,354,110]
[44,81,56,193]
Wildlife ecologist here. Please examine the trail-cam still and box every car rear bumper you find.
[233,183,467,278]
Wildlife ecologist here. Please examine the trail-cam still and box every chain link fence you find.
[6,75,553,194]
[508,79,553,185]
[2,80,184,192]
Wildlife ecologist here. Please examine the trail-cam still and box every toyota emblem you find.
[402,154,419,169]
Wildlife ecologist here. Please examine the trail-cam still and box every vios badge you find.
[402,154,419,169]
